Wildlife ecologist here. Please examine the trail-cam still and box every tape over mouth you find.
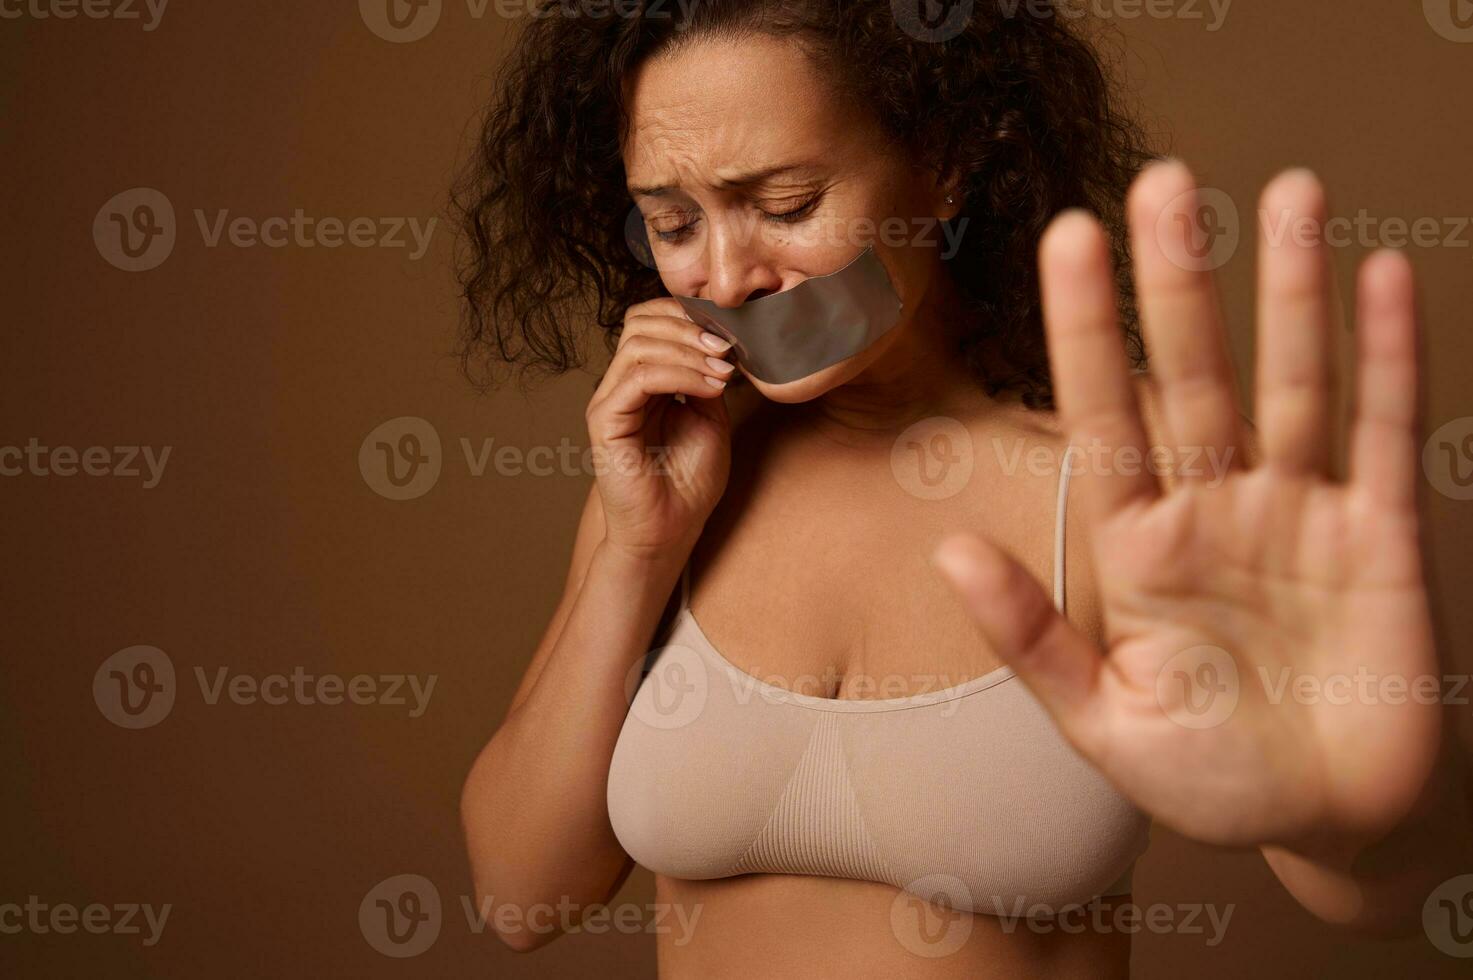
[673,246,904,385]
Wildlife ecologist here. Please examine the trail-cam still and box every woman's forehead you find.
[623,36,867,190]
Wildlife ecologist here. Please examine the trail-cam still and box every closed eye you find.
[645,192,822,244]
[761,194,822,223]
[648,212,700,244]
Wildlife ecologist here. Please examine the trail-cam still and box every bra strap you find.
[1052,444,1075,615]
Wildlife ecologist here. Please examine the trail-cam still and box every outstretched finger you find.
[933,534,1105,747]
[1349,250,1421,511]
[1255,170,1336,476]
[1127,160,1245,478]
[1040,209,1158,521]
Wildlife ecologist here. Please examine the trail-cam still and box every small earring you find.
[945,194,956,205]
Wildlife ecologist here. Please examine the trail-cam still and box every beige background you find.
[2,1,1471,976]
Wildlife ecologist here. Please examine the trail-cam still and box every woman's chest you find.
[608,649,1149,912]
[685,438,1060,700]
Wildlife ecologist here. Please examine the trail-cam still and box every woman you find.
[455,2,1466,976]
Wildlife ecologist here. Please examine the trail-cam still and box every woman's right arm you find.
[459,298,735,953]
[459,484,682,952]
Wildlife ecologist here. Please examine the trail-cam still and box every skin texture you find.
[935,169,1469,931]
[612,38,1139,976]
[459,30,1470,977]
[624,35,964,407]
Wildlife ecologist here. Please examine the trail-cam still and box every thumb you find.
[932,533,1105,739]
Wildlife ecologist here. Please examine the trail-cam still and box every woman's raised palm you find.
[937,163,1441,853]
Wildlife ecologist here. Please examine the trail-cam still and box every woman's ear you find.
[940,184,964,221]
[936,160,960,212]
[930,164,965,221]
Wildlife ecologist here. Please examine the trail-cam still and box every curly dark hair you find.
[452,0,1156,408]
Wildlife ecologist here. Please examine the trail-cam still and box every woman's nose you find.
[705,264,783,308]
[703,227,784,308]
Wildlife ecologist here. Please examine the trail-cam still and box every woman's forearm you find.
[460,540,686,950]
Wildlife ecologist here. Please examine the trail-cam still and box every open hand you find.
[935,162,1441,857]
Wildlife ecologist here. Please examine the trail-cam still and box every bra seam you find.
[676,608,1018,714]
[725,713,903,883]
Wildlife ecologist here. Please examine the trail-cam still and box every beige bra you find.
[607,450,1150,915]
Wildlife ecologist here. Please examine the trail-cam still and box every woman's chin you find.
[738,352,877,403]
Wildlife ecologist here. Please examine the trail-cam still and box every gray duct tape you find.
[674,246,905,385]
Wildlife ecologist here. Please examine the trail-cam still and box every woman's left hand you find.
[934,161,1442,860]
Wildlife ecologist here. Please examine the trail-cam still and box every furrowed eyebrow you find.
[628,163,823,199]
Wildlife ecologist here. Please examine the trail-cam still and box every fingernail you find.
[705,355,734,374]
[704,376,727,389]
[700,332,732,352]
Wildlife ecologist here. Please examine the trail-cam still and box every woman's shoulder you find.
[982,368,1170,452]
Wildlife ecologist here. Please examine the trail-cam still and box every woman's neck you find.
[800,272,989,445]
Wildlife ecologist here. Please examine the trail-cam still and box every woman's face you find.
[623,34,961,403]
